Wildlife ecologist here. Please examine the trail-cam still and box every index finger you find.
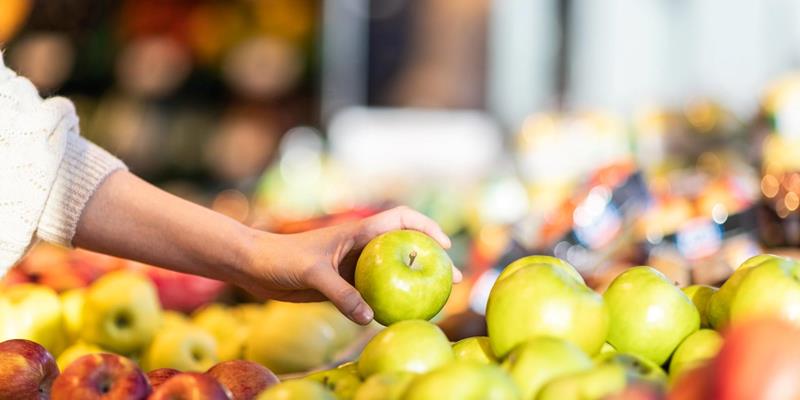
[356,206,452,249]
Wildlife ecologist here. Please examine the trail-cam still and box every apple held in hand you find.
[149,372,231,400]
[80,270,162,354]
[487,263,608,358]
[357,320,453,378]
[143,324,218,372]
[0,284,63,353]
[0,339,59,400]
[355,230,453,325]
[502,336,593,399]
[353,371,415,400]
[256,380,336,400]
[402,361,520,400]
[603,266,699,365]
[51,353,151,400]
[452,336,497,365]
[207,360,279,400]
[669,329,723,380]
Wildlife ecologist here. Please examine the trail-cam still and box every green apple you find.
[1,284,63,354]
[501,336,593,399]
[355,230,453,325]
[192,304,247,361]
[668,329,723,380]
[306,302,363,354]
[353,371,415,400]
[337,361,359,374]
[245,302,337,374]
[599,342,616,356]
[143,324,218,372]
[486,264,608,358]
[56,342,103,371]
[306,367,362,399]
[60,288,85,342]
[708,254,790,329]
[257,380,337,400]
[595,352,666,383]
[403,362,520,400]
[603,266,699,365]
[80,270,162,354]
[537,363,627,400]
[452,336,496,364]
[728,257,800,327]
[358,320,453,378]
[497,255,584,284]
[682,285,717,328]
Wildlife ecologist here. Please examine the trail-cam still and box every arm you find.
[73,170,459,324]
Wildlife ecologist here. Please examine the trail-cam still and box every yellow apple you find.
[56,342,103,371]
[60,288,85,342]
[1,284,63,354]
[192,304,247,361]
[161,311,191,330]
[143,324,218,372]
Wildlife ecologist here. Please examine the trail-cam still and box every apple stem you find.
[409,251,418,268]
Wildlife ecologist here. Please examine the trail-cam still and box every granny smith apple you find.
[80,270,162,354]
[307,366,362,400]
[599,342,616,356]
[603,266,699,365]
[497,255,584,284]
[452,336,496,364]
[358,320,453,378]
[501,336,593,399]
[56,342,103,371]
[353,371,415,400]
[257,380,336,400]
[738,253,787,270]
[682,285,717,328]
[355,230,453,325]
[306,302,363,355]
[728,257,800,327]
[1,284,63,354]
[59,288,85,342]
[486,264,608,357]
[669,329,723,380]
[143,324,218,372]
[537,363,627,400]
[595,352,666,384]
[402,361,520,400]
[193,304,248,361]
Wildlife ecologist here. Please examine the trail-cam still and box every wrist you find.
[230,226,273,283]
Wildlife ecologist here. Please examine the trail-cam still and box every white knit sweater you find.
[0,52,126,274]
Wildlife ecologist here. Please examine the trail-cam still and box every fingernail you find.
[354,304,374,325]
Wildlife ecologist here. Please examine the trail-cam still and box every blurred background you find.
[4,0,800,317]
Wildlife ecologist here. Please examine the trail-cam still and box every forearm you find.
[72,170,257,284]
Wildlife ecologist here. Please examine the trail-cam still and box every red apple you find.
[0,267,31,289]
[668,363,712,400]
[206,360,279,400]
[51,353,150,400]
[712,318,800,400]
[0,339,59,399]
[126,261,225,312]
[148,372,231,400]
[147,368,180,390]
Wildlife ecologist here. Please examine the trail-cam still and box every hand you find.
[236,206,462,325]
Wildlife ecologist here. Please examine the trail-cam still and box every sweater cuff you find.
[37,133,127,247]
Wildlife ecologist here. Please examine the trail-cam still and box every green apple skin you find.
[707,254,790,330]
[358,320,453,378]
[192,304,247,361]
[452,336,497,365]
[497,255,584,284]
[501,336,593,399]
[353,371,415,400]
[355,230,453,326]
[56,342,103,371]
[682,285,717,328]
[603,266,700,365]
[599,342,616,355]
[80,271,162,354]
[256,380,337,400]
[537,363,627,400]
[143,325,218,372]
[595,352,667,384]
[728,258,800,326]
[668,329,723,380]
[307,367,363,400]
[487,264,608,358]
[402,362,520,400]
[308,302,363,354]
[337,361,360,375]
[0,284,63,354]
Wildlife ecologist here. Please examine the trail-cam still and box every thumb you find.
[307,268,373,325]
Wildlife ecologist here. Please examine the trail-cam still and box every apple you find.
[306,302,363,354]
[244,302,337,374]
[0,339,59,399]
[537,362,628,400]
[501,336,593,399]
[193,304,248,361]
[256,380,336,400]
[51,353,150,400]
[353,371,415,400]
[603,266,700,365]
[402,361,520,400]
[147,368,180,390]
[207,360,279,400]
[126,261,225,313]
[357,319,453,378]
[712,317,800,400]
[0,284,63,353]
[727,258,800,327]
[497,255,584,284]
[599,342,617,356]
[60,288,85,341]
[306,366,362,399]
[143,324,218,372]
[355,230,453,325]
[160,310,191,330]
[668,329,723,380]
[486,264,608,358]
[149,372,231,400]
[80,270,162,354]
[56,342,103,371]
[452,336,496,364]
[681,285,716,328]
[337,361,359,374]
[596,353,667,384]
[668,363,712,400]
